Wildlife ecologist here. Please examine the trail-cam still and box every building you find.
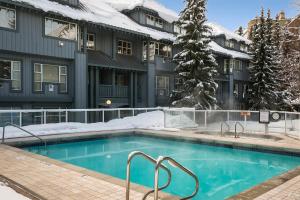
[244,11,291,39]
[0,0,251,113]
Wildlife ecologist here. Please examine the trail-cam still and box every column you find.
[134,72,138,107]
[83,24,87,54]
[147,39,155,107]
[130,71,134,107]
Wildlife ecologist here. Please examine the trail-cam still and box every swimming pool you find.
[24,135,300,200]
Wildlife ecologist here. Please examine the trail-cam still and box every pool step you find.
[125,151,199,200]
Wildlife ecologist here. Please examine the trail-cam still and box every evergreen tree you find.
[272,15,294,110]
[171,0,218,110]
[248,8,277,110]
[236,26,244,36]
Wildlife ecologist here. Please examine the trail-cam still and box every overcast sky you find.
[158,0,299,30]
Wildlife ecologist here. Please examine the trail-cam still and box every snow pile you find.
[11,0,175,41]
[1,111,182,139]
[0,182,29,200]
[207,22,251,44]
[102,0,179,23]
[209,41,251,59]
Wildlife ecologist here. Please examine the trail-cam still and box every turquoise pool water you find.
[24,136,300,200]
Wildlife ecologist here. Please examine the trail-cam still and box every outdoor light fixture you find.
[58,41,64,47]
[106,99,112,105]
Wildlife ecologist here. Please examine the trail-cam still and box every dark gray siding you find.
[0,8,77,59]
[0,52,74,103]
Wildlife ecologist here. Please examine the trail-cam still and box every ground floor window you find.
[34,63,67,93]
[0,59,21,90]
[156,76,169,97]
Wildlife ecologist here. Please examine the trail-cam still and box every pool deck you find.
[1,129,300,199]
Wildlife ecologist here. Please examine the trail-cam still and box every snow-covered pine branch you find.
[171,0,218,110]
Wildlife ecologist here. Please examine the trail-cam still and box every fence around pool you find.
[0,108,299,139]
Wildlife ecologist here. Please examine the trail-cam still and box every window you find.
[144,41,172,60]
[240,43,247,52]
[0,6,16,30]
[224,59,234,73]
[80,33,95,50]
[117,40,132,55]
[45,18,77,40]
[34,64,67,92]
[146,14,163,28]
[242,84,248,99]
[174,24,186,34]
[234,60,243,71]
[0,59,21,90]
[156,76,169,96]
[225,40,234,48]
[233,83,239,97]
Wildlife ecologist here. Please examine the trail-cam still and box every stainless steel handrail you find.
[154,156,199,200]
[221,121,230,136]
[2,122,47,148]
[234,122,244,138]
[126,151,172,200]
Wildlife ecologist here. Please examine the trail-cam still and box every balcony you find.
[99,85,128,98]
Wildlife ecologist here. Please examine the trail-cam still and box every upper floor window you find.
[143,41,172,61]
[34,63,67,93]
[225,40,235,48]
[118,40,132,55]
[80,33,95,50]
[156,76,169,96]
[240,43,248,52]
[234,60,243,71]
[0,59,21,90]
[174,24,186,35]
[45,18,77,40]
[0,6,16,30]
[224,59,242,73]
[146,14,163,28]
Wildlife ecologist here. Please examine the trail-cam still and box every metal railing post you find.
[102,110,105,123]
[284,112,287,135]
[118,109,121,119]
[204,111,207,127]
[227,111,230,122]
[43,111,47,124]
[65,110,68,123]
[19,112,22,127]
[84,111,88,124]
[193,110,196,122]
[132,109,135,116]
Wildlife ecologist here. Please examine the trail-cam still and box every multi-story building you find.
[0,0,251,112]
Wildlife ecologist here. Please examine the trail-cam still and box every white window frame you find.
[146,14,163,28]
[34,63,68,92]
[80,33,95,50]
[0,59,21,90]
[0,6,16,30]
[155,76,170,97]
[45,17,78,41]
[117,40,132,55]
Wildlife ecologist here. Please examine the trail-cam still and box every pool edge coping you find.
[227,167,300,199]
[1,144,179,200]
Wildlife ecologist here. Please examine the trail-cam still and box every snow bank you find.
[1,111,186,139]
[102,0,179,23]
[11,0,175,41]
[209,41,251,59]
[0,182,29,200]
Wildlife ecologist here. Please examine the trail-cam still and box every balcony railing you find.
[99,85,128,98]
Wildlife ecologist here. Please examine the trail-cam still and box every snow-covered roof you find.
[207,22,251,44]
[11,0,175,41]
[101,0,179,23]
[210,41,251,60]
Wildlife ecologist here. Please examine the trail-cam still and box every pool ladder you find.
[2,122,47,148]
[220,121,245,138]
[126,151,199,200]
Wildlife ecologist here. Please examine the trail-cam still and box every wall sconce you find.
[58,41,64,47]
